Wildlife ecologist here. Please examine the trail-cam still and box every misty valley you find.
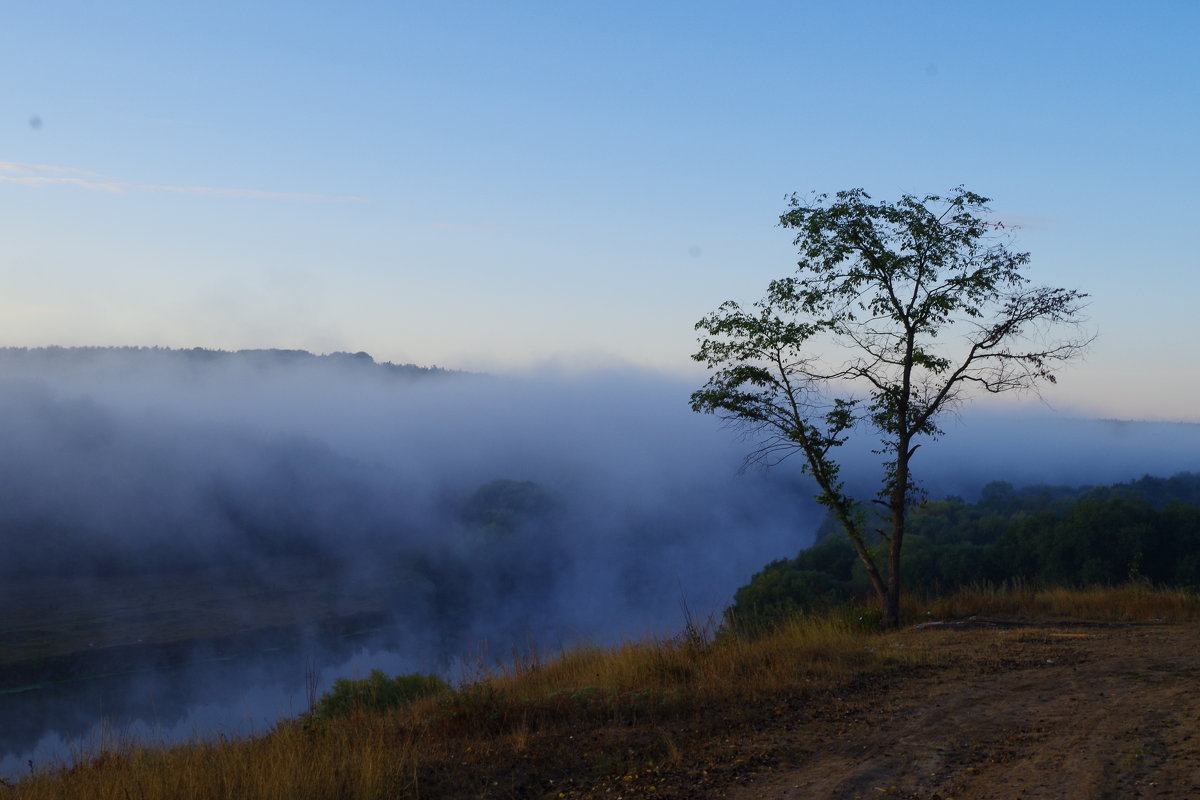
[0,346,820,775]
[2,347,1199,780]
[0,474,623,774]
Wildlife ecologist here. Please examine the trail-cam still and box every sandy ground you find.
[726,622,1200,800]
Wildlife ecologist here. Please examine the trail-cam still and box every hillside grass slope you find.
[6,584,1200,799]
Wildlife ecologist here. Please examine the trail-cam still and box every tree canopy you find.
[725,472,1200,633]
[692,187,1090,627]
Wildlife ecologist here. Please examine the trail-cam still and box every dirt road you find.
[729,622,1200,799]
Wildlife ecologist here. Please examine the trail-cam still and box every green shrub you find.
[723,537,862,634]
[308,670,450,721]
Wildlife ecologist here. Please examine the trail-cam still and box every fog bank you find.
[1,346,1196,775]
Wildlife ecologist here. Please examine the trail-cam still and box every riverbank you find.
[7,585,1199,798]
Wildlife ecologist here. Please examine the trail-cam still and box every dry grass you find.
[915,582,1200,623]
[7,584,1196,799]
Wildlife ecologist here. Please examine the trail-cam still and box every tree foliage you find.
[725,472,1200,632]
[692,187,1090,627]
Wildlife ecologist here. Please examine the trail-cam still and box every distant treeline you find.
[728,472,1200,630]
[0,345,457,377]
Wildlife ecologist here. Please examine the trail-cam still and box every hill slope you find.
[9,588,1200,798]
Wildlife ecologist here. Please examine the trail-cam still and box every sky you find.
[2,1,1197,421]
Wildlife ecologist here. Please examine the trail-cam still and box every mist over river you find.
[1,348,1196,777]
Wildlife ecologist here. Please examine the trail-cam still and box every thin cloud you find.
[0,161,365,203]
[0,161,102,176]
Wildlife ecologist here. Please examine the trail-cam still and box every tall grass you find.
[7,584,1194,799]
[914,581,1200,622]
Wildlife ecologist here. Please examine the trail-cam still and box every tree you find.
[691,187,1090,628]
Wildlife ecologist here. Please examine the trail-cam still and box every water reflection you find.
[0,633,433,780]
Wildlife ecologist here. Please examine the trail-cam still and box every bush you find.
[308,670,450,721]
[723,537,863,634]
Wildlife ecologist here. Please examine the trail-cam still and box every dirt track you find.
[729,623,1200,800]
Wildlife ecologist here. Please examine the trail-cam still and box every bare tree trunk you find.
[884,497,905,628]
[885,537,902,628]
[885,435,911,629]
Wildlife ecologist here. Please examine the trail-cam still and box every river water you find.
[0,627,445,780]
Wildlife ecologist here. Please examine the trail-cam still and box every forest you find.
[728,471,1200,631]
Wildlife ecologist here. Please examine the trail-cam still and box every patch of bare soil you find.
[725,622,1200,800]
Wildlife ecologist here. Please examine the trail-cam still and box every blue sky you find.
[2,2,1197,420]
